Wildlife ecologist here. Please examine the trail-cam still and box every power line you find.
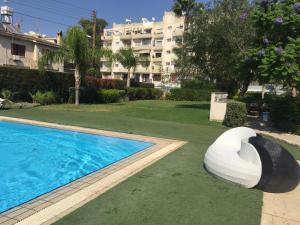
[14,11,72,27]
[46,0,92,12]
[10,0,82,21]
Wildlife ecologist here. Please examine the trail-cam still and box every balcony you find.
[152,66,162,74]
[138,56,150,62]
[135,66,150,73]
[100,67,111,73]
[173,29,183,37]
[153,33,164,38]
[120,34,132,40]
[132,33,152,39]
[152,57,162,62]
[153,45,163,50]
[133,45,151,51]
[101,36,113,41]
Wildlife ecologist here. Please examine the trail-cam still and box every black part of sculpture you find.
[249,135,300,193]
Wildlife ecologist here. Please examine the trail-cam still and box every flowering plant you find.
[239,0,300,89]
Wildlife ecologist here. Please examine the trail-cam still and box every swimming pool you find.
[0,121,153,213]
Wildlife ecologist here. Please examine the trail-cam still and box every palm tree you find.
[39,26,105,105]
[115,48,138,88]
[100,48,115,76]
[172,0,196,31]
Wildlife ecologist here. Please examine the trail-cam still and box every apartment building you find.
[101,11,184,87]
[0,6,64,72]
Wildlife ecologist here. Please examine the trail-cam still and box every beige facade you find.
[0,31,63,72]
[101,11,184,86]
[0,6,63,72]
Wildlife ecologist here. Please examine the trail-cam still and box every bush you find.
[97,89,126,103]
[126,88,163,101]
[0,66,73,102]
[130,80,154,88]
[1,89,12,100]
[68,87,98,104]
[181,79,216,90]
[31,91,57,105]
[168,88,211,101]
[85,76,126,90]
[223,101,247,127]
[269,96,300,132]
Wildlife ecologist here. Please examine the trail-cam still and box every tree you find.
[240,0,300,96]
[39,26,105,105]
[78,18,108,48]
[174,0,255,95]
[115,48,138,88]
[172,0,196,30]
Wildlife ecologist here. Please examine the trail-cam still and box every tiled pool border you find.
[0,116,187,225]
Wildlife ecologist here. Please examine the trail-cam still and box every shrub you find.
[223,101,247,127]
[0,66,73,102]
[130,80,154,88]
[126,88,163,101]
[1,89,12,100]
[181,79,216,90]
[97,89,126,103]
[85,76,126,90]
[68,87,98,104]
[269,96,300,132]
[31,91,57,105]
[168,88,211,101]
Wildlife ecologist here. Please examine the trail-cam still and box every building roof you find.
[0,24,60,48]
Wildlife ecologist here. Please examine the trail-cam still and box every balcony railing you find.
[153,33,164,38]
[173,30,183,37]
[101,36,113,41]
[132,33,152,39]
[152,45,163,50]
[120,34,132,40]
[138,56,150,62]
[133,45,151,51]
[152,57,162,62]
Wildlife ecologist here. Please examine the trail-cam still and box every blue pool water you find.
[0,121,153,213]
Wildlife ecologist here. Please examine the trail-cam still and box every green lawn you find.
[1,100,299,225]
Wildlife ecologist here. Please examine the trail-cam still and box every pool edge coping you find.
[0,116,187,225]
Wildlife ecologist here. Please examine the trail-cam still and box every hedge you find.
[168,88,212,101]
[223,101,247,127]
[269,96,300,133]
[126,88,163,101]
[85,76,126,90]
[181,79,216,90]
[84,76,154,90]
[130,80,154,88]
[97,89,126,103]
[0,66,74,102]
[68,87,98,104]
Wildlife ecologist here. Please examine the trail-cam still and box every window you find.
[166,62,171,66]
[155,52,162,58]
[115,63,119,68]
[168,26,172,30]
[11,44,25,56]
[166,50,171,54]
[115,41,120,46]
[167,38,172,42]
[154,39,163,46]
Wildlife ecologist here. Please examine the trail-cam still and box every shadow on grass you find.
[176,103,210,110]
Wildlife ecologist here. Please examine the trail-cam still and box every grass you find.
[0,100,299,225]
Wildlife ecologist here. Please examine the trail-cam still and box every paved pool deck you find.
[0,116,186,225]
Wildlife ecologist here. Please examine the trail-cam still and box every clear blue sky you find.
[3,0,206,36]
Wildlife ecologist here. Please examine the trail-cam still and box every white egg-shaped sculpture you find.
[204,127,262,188]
